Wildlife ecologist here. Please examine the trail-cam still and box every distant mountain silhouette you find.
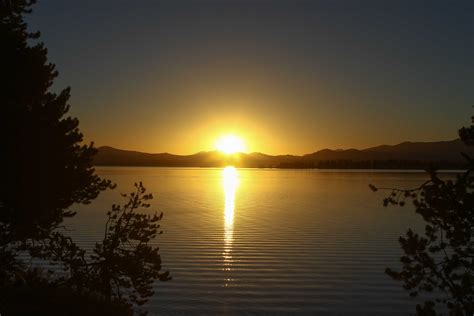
[95,139,474,169]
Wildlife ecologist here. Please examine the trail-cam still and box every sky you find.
[28,0,473,155]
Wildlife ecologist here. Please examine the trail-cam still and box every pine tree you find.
[371,115,474,314]
[0,3,170,314]
[0,0,113,240]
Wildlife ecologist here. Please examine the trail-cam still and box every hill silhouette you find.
[94,139,473,169]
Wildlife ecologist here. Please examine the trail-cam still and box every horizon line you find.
[96,138,460,157]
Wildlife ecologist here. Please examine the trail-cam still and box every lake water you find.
[66,167,437,315]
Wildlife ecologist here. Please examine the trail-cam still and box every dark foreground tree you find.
[371,117,474,315]
[0,0,113,293]
[0,0,113,241]
[0,1,170,314]
[24,183,171,315]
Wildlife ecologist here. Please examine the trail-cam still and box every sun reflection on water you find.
[222,166,238,286]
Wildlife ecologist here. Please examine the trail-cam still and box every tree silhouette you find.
[91,183,171,307]
[0,0,113,241]
[371,116,474,315]
[30,183,171,314]
[0,2,170,314]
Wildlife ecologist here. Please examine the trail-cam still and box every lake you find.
[66,167,437,314]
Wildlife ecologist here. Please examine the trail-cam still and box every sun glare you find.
[215,135,246,154]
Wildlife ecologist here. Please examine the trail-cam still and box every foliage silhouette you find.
[371,117,474,315]
[0,0,112,290]
[30,183,171,314]
[0,1,170,314]
[0,0,113,241]
[0,267,132,316]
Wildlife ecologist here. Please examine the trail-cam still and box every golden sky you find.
[30,1,473,155]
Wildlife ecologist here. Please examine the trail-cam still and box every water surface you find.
[68,167,436,314]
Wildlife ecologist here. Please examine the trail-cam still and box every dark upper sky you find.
[28,0,473,154]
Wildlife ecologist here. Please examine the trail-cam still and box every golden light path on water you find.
[222,166,239,286]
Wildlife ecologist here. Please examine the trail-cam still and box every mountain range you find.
[94,139,474,169]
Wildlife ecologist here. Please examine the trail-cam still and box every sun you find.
[215,135,246,154]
